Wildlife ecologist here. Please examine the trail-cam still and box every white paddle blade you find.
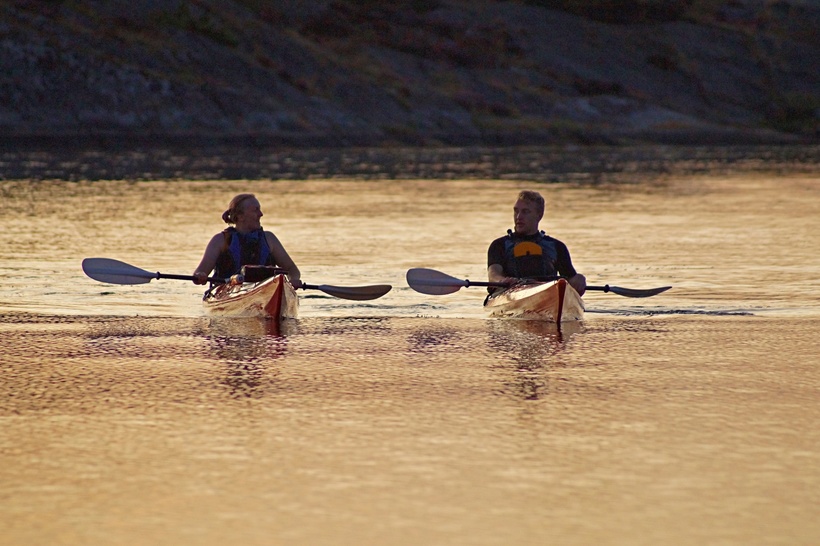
[405,268,467,295]
[82,258,156,285]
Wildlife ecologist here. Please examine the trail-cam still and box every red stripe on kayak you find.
[556,278,566,323]
[263,275,284,318]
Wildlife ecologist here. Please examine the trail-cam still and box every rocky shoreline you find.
[2,1,818,149]
[3,142,816,182]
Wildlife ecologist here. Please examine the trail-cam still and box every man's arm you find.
[488,263,513,284]
[568,274,586,296]
[555,240,586,296]
[488,238,512,284]
[487,238,519,286]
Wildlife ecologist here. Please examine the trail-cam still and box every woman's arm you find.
[192,233,224,285]
[266,232,302,288]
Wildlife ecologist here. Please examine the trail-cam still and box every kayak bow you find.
[484,278,585,322]
[203,274,298,318]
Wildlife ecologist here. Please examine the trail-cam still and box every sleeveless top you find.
[213,227,273,279]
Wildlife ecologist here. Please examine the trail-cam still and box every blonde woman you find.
[193,193,301,288]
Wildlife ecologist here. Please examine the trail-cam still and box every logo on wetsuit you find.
[503,232,558,279]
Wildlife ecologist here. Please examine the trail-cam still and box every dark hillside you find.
[1,0,818,147]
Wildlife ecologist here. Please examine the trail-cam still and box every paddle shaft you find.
[461,275,562,289]
[159,272,228,284]
[462,280,508,288]
[473,279,616,294]
[481,282,665,297]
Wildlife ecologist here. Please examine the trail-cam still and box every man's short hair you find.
[517,190,544,217]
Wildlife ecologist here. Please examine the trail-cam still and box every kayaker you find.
[192,193,302,288]
[487,190,586,296]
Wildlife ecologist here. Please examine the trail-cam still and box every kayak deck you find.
[203,274,298,319]
[484,278,584,322]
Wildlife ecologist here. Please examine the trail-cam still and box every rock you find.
[0,0,817,146]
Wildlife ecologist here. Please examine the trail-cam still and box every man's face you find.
[513,198,541,235]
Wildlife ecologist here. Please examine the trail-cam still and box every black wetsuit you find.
[487,230,577,293]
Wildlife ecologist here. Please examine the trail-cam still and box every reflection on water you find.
[1,312,819,545]
[206,316,292,339]
[487,320,583,401]
[0,145,818,545]
[407,325,460,354]
[205,318,291,399]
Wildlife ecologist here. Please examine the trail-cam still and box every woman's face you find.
[235,198,263,231]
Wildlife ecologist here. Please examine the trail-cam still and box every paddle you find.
[585,284,671,298]
[82,257,226,285]
[406,267,516,295]
[300,283,392,301]
[82,258,392,301]
[406,268,670,298]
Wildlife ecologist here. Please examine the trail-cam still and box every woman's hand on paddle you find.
[193,271,209,285]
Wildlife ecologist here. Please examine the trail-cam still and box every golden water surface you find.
[1,146,818,545]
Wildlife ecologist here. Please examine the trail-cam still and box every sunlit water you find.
[1,146,819,545]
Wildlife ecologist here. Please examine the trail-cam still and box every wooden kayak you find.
[203,274,298,319]
[484,278,584,322]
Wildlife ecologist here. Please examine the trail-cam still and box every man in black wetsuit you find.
[487,190,586,296]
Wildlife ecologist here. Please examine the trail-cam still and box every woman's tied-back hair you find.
[517,190,545,218]
[222,193,256,224]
